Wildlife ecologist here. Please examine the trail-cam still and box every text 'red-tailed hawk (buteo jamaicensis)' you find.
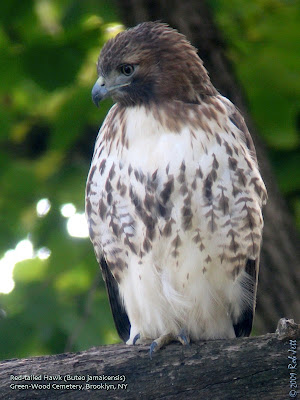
[86,22,267,356]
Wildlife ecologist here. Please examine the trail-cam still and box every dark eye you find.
[120,64,135,76]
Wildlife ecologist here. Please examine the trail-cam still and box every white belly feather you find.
[86,100,266,342]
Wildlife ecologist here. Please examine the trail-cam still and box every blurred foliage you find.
[212,0,300,226]
[0,0,299,361]
[0,0,121,360]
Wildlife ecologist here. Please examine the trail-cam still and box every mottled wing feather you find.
[226,102,263,337]
[233,259,257,337]
[223,98,258,163]
[100,256,130,342]
[227,102,261,337]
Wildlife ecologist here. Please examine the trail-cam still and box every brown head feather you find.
[97,22,217,106]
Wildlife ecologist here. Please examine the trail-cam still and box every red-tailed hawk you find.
[86,22,267,356]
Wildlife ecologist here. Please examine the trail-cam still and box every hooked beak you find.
[92,76,108,107]
[92,76,131,107]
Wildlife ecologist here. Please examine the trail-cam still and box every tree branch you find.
[0,319,299,399]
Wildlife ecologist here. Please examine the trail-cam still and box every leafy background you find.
[0,0,299,360]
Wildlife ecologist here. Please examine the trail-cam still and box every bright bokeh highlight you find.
[0,240,34,294]
[67,213,89,238]
[36,198,51,217]
[1,201,89,294]
[60,203,76,218]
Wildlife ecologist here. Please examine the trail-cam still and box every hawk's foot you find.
[127,332,152,345]
[149,329,190,359]
[133,333,140,345]
[177,329,190,346]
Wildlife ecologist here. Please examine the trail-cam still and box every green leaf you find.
[13,258,48,283]
[22,39,84,90]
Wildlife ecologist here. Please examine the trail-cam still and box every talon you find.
[133,333,140,345]
[149,341,158,359]
[177,329,190,345]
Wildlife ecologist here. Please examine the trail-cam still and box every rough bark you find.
[114,0,300,334]
[0,319,298,400]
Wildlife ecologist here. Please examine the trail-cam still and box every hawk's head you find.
[92,21,216,107]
